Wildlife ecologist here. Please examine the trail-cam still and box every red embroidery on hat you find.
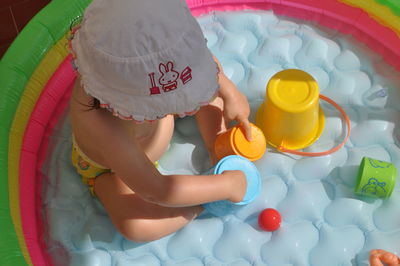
[147,62,193,95]
[148,72,161,95]
[180,67,192,84]
[159,62,179,92]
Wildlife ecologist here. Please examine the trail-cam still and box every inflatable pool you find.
[1,0,399,265]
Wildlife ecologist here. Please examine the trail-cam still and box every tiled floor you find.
[0,0,50,59]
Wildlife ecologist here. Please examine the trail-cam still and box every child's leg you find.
[195,95,227,164]
[94,172,203,242]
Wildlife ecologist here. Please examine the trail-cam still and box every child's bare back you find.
[70,80,175,166]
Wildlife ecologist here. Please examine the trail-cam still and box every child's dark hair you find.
[88,97,101,110]
[78,97,101,111]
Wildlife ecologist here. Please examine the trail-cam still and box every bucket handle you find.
[277,94,351,157]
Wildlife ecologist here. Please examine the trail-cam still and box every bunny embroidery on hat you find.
[159,62,179,92]
[148,61,193,95]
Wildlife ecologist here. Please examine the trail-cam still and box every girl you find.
[70,0,253,242]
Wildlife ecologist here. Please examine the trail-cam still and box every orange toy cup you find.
[256,69,325,150]
[214,123,267,162]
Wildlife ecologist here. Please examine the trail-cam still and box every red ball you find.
[258,208,281,231]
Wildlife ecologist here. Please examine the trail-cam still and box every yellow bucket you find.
[256,69,325,150]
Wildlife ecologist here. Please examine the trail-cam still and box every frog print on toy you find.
[369,158,391,169]
[361,178,387,196]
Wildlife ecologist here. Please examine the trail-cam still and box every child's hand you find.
[213,56,252,141]
[221,170,247,203]
[219,75,251,140]
[370,249,400,266]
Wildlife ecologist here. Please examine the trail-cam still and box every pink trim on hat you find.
[96,99,211,123]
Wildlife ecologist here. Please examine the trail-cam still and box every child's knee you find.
[117,220,163,243]
[115,219,161,243]
[208,95,224,109]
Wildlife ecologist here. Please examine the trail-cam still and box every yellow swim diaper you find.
[71,137,159,196]
[71,137,111,196]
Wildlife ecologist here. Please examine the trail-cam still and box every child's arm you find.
[370,249,400,266]
[213,56,252,140]
[97,119,246,207]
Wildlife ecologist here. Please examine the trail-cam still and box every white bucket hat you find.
[71,0,219,122]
